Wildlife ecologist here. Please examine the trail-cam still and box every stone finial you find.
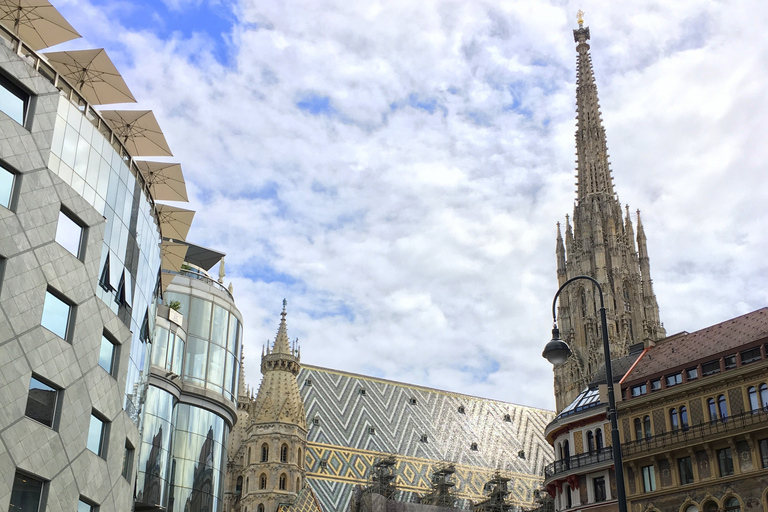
[218,257,225,284]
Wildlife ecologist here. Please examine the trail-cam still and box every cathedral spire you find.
[574,16,614,201]
[273,298,292,355]
[556,222,567,286]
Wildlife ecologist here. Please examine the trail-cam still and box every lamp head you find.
[542,325,572,365]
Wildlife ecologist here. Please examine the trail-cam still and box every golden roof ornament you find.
[577,9,584,28]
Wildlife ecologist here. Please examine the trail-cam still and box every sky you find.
[50,0,768,410]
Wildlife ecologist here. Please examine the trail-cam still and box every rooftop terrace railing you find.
[0,23,160,223]
[163,268,233,299]
[621,406,768,458]
[544,446,614,480]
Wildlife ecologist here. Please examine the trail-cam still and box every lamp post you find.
[542,275,628,512]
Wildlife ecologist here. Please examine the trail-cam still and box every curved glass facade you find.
[136,387,176,507]
[48,98,162,424]
[164,289,241,402]
[170,404,229,512]
[152,325,185,375]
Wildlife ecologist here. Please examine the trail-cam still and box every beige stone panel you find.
[0,340,31,430]
[45,467,79,512]
[1,417,69,479]
[70,449,113,506]
[20,328,80,389]
[58,377,92,461]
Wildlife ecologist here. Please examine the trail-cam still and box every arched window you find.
[279,473,287,490]
[280,444,289,463]
[670,408,679,431]
[680,406,689,430]
[634,418,643,441]
[248,447,251,463]
[586,431,595,453]
[563,440,570,468]
[563,483,572,508]
[470,442,478,451]
[296,477,301,491]
[718,395,728,420]
[595,428,603,450]
[260,473,267,490]
[748,386,759,412]
[761,383,768,409]
[258,504,265,512]
[261,443,269,462]
[581,289,587,317]
[703,501,718,512]
[245,477,249,493]
[708,398,717,422]
[298,447,303,467]
[643,415,652,439]
[684,505,699,512]
[236,476,243,496]
[725,497,741,512]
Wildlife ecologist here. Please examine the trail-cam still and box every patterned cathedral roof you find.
[298,365,555,512]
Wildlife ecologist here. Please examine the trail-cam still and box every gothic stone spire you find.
[553,19,665,413]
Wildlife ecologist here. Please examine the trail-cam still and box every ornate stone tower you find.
[553,16,665,412]
[229,300,308,512]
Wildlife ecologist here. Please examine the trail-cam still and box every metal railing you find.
[544,446,614,479]
[163,268,232,299]
[622,407,768,457]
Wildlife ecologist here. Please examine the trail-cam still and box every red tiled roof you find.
[624,308,768,383]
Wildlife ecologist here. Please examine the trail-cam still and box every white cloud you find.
[53,0,768,410]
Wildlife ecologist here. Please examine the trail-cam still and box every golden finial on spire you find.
[577,9,584,28]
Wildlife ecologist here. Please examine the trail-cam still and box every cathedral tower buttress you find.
[553,20,665,412]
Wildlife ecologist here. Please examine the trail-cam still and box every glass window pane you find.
[26,377,57,428]
[227,316,239,353]
[78,500,93,512]
[87,414,105,455]
[164,292,189,317]
[207,344,225,392]
[98,334,115,374]
[188,297,211,338]
[183,336,208,384]
[211,305,228,346]
[10,472,43,511]
[55,210,83,258]
[151,326,169,368]
[171,336,184,375]
[41,290,71,339]
[0,79,25,125]
[0,166,13,208]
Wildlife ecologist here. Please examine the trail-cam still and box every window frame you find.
[87,411,109,459]
[723,355,737,370]
[41,287,75,342]
[641,465,656,492]
[54,207,86,260]
[25,374,61,429]
[98,331,118,377]
[702,360,721,376]
[0,71,31,126]
[122,439,134,480]
[592,475,607,502]
[10,470,47,511]
[678,456,694,485]
[0,160,19,211]
[717,447,734,476]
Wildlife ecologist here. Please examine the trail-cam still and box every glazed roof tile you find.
[624,307,768,383]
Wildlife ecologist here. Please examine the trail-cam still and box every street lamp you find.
[543,275,628,512]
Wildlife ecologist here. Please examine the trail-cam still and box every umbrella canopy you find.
[0,0,80,50]
[160,272,177,294]
[155,204,194,241]
[100,110,173,157]
[161,240,188,273]
[43,48,136,105]
[135,161,188,202]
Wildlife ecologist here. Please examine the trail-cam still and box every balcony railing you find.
[544,446,614,479]
[163,268,233,299]
[622,407,768,457]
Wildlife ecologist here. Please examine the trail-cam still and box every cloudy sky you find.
[52,0,768,410]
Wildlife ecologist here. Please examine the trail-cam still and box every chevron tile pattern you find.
[299,366,554,511]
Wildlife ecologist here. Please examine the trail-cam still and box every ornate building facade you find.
[227,301,309,512]
[553,18,665,412]
[617,308,768,512]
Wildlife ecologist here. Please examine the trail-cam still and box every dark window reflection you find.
[26,377,57,428]
[9,472,43,512]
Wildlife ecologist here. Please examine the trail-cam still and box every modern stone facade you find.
[0,25,164,511]
[553,20,665,412]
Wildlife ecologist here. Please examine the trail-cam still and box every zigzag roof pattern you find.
[299,365,554,511]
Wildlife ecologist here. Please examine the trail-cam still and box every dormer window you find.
[368,426,375,435]
[305,379,312,387]
[458,406,465,414]
[409,398,417,405]
[420,434,428,443]
[359,388,366,396]
[503,414,511,422]
[470,442,478,451]
[313,416,320,425]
